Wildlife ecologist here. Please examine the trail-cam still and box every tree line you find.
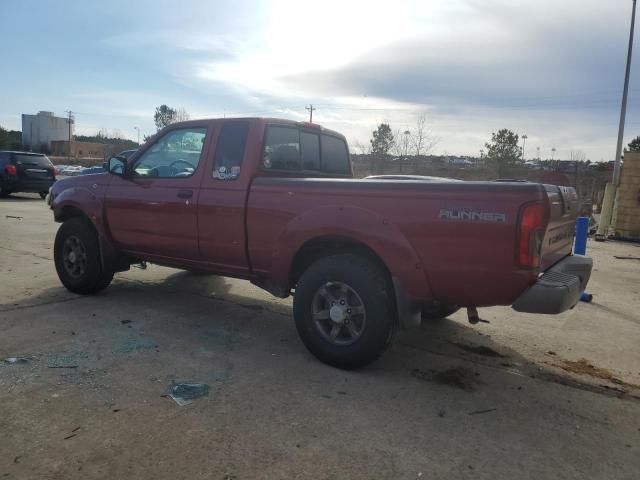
[362,117,640,177]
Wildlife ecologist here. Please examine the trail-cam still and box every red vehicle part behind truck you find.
[49,118,592,369]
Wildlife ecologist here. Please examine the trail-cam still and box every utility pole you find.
[134,126,140,146]
[521,134,528,161]
[306,104,316,123]
[613,0,637,186]
[597,0,637,240]
[64,110,74,161]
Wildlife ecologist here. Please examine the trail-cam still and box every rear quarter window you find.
[262,126,351,176]
[301,132,320,171]
[321,135,350,174]
[213,121,250,180]
[263,126,300,171]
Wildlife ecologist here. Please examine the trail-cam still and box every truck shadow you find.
[131,271,640,401]
[1,194,44,202]
[7,269,638,402]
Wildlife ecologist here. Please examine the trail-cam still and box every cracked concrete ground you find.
[1,193,639,479]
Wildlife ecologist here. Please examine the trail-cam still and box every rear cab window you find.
[262,125,351,176]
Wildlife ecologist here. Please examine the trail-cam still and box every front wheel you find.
[54,217,114,294]
[293,254,397,369]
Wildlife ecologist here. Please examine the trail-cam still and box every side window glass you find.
[262,126,300,171]
[321,135,350,174]
[301,132,320,171]
[133,128,206,178]
[213,121,250,180]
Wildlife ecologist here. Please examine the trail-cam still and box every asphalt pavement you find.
[1,193,639,479]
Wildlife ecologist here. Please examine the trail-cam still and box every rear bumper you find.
[1,178,55,193]
[512,255,593,314]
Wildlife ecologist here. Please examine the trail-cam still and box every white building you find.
[22,111,74,152]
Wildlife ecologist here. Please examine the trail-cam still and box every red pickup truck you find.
[49,118,592,369]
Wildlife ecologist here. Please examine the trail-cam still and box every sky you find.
[1,0,638,161]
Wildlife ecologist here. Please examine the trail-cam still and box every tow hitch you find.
[467,307,489,324]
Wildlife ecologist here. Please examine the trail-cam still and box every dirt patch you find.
[449,341,506,358]
[412,367,482,392]
[555,358,640,391]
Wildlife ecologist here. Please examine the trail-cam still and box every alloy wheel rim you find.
[62,235,87,279]
[311,281,366,346]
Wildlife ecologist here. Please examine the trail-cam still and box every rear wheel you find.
[54,217,114,294]
[293,254,396,369]
[0,186,10,198]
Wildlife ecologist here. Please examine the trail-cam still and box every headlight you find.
[46,187,55,206]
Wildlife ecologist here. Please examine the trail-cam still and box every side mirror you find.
[107,156,127,176]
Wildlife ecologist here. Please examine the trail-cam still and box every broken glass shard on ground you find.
[165,382,209,406]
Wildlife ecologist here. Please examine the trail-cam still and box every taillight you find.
[5,164,17,176]
[54,167,59,177]
[518,202,545,268]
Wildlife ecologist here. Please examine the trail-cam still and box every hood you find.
[51,172,109,196]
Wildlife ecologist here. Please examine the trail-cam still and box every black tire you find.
[0,186,10,198]
[421,303,460,321]
[54,217,114,294]
[39,192,48,200]
[293,254,397,369]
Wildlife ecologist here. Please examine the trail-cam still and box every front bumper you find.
[512,255,593,314]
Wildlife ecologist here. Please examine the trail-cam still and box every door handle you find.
[177,189,193,199]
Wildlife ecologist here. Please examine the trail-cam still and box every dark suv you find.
[0,151,56,198]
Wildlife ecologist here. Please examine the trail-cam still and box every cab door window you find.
[133,128,207,178]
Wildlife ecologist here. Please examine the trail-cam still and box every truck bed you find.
[247,178,577,307]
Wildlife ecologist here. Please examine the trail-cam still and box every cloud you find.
[279,0,631,111]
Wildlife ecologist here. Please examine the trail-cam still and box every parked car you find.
[58,165,85,176]
[77,166,106,175]
[0,151,56,199]
[365,175,461,182]
[524,161,542,169]
[449,157,474,168]
[48,118,592,369]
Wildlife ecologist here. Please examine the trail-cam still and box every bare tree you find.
[175,107,191,122]
[389,129,404,158]
[411,112,439,157]
[570,150,587,162]
[352,139,370,155]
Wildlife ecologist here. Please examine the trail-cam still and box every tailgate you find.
[12,154,55,181]
[540,185,577,270]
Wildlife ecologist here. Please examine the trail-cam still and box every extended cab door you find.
[104,125,210,260]
[198,120,253,275]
